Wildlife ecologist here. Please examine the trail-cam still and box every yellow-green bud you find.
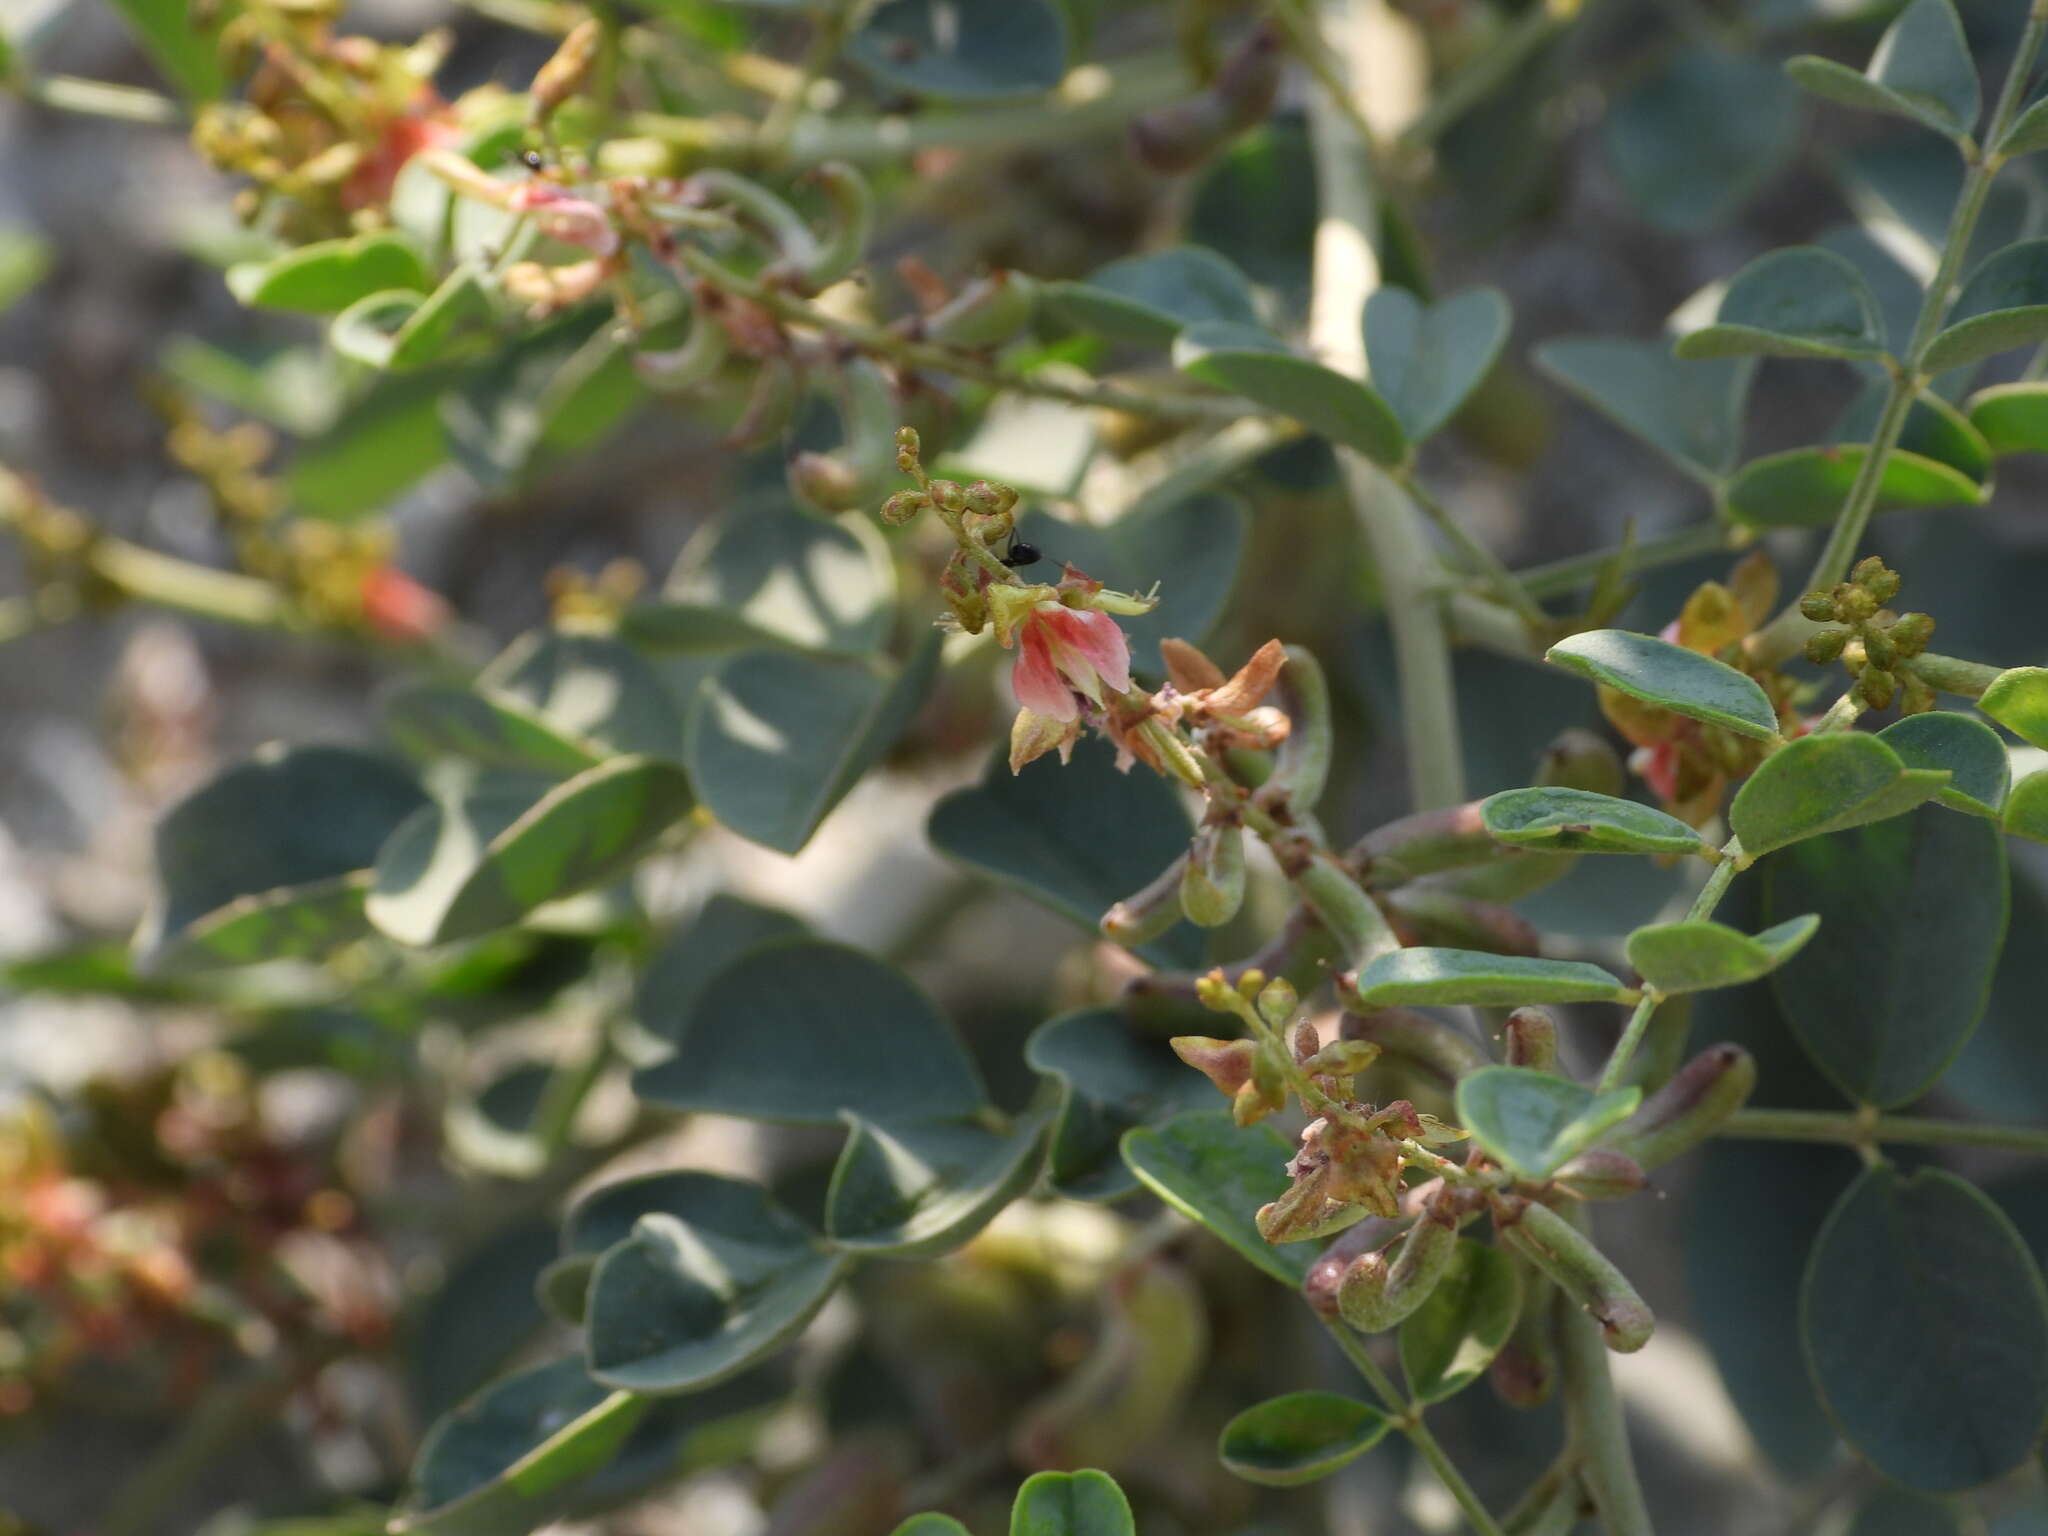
[1805,626,1851,664]
[1890,611,1934,656]
[1859,667,1897,710]
[1798,590,1839,622]
[1257,976,1299,1027]
[880,490,929,526]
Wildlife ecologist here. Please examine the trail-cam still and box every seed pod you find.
[688,169,817,268]
[1550,1148,1647,1201]
[1339,1007,1489,1086]
[1504,1007,1558,1072]
[1337,1202,1460,1332]
[1535,728,1623,797]
[1293,853,1401,974]
[1490,1269,1560,1408]
[926,269,1039,349]
[1804,626,1851,664]
[1798,590,1838,622]
[794,161,871,291]
[634,304,730,392]
[1267,645,1333,809]
[1101,854,1189,945]
[1181,822,1248,928]
[1303,1214,1407,1319]
[1604,1043,1754,1169]
[1495,1198,1653,1353]
[726,355,800,448]
[528,17,602,124]
[1128,96,1231,175]
[1386,887,1541,956]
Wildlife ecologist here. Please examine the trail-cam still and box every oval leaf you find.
[226,231,432,315]
[1547,629,1781,741]
[2003,769,2048,845]
[1044,247,1261,346]
[1979,667,2048,749]
[1804,1165,2048,1490]
[1120,1111,1310,1285]
[1879,711,2010,817]
[1354,948,1634,1007]
[1010,1469,1136,1536]
[1966,382,2048,455]
[1784,0,1979,140]
[1024,1009,1218,1202]
[1399,1239,1523,1404]
[1455,1066,1641,1180]
[481,630,688,763]
[585,1190,849,1395]
[1626,915,1819,994]
[1481,786,1707,857]
[1731,732,1951,857]
[1925,240,2048,375]
[1176,326,1407,466]
[1362,285,1512,443]
[1534,338,1752,484]
[1764,808,2007,1106]
[1217,1391,1393,1487]
[825,1111,1050,1256]
[1677,246,1886,361]
[1726,445,1985,528]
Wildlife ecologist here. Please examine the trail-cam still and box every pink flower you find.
[510,183,620,257]
[1005,600,1133,722]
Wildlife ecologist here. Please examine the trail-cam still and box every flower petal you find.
[1206,639,1288,715]
[1012,630,1078,719]
[1041,606,1132,695]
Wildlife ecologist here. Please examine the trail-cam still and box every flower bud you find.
[1804,626,1851,665]
[1180,822,1247,928]
[1233,968,1268,1002]
[1604,1043,1754,1169]
[1237,1050,1288,1127]
[1495,1198,1653,1353]
[1171,1035,1257,1098]
[880,489,929,526]
[929,479,967,514]
[1102,855,1189,946]
[1535,728,1623,797]
[1858,666,1896,710]
[1257,977,1300,1028]
[926,270,1039,349]
[1337,1007,1488,1086]
[528,17,602,124]
[1853,556,1901,602]
[787,450,865,513]
[1890,611,1934,656]
[1337,1201,1460,1332]
[939,549,987,634]
[1550,1148,1647,1201]
[1838,584,1877,622]
[1863,625,1898,670]
[1504,1007,1558,1073]
[1798,590,1839,622]
[1301,1038,1380,1080]
[962,479,1020,519]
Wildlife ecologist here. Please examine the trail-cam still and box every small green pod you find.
[1496,1199,1654,1354]
[687,169,817,267]
[795,161,872,291]
[1181,823,1247,928]
[634,301,730,392]
[1504,1006,1558,1073]
[1291,853,1399,973]
[1337,1207,1460,1333]
[1101,854,1188,946]
[926,270,1039,349]
[1337,1007,1489,1087]
[1604,1043,1755,1169]
[1266,644,1332,810]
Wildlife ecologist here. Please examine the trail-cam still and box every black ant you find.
[1000,538,1044,569]
[520,149,546,171]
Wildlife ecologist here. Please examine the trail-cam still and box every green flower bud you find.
[1181,822,1247,928]
[1890,611,1935,656]
[1859,666,1897,710]
[1839,585,1878,622]
[1504,1006,1558,1073]
[1495,1198,1654,1353]
[1854,557,1901,603]
[1798,590,1839,623]
[1238,1050,1288,1127]
[1338,1203,1460,1332]
[1302,1038,1381,1080]
[1863,626,1898,671]
[1257,976,1300,1028]
[1804,626,1851,664]
[929,479,968,514]
[880,489,929,526]
[787,450,864,513]
[1603,1043,1755,1169]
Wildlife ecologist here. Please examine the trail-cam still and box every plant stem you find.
[1721,1107,2048,1156]
[1556,1276,1653,1536]
[16,74,184,124]
[1304,0,1466,810]
[1323,1319,1508,1536]
[1404,475,1552,632]
[679,247,1244,420]
[86,538,293,629]
[1754,4,2048,666]
[1911,650,2004,698]
[1593,841,1740,1092]
[1514,519,1746,602]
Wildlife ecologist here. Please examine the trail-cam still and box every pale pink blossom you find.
[509,183,620,257]
[1004,601,1133,722]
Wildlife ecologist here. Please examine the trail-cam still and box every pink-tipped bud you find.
[1504,1006,1559,1072]
[1551,1148,1647,1202]
[1604,1043,1755,1170]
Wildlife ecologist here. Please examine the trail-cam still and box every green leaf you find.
[1480,786,1706,857]
[1998,94,2048,159]
[482,630,687,763]
[1847,1489,1968,1536]
[1832,385,1992,488]
[929,738,1203,969]
[1978,666,2048,749]
[381,684,602,777]
[893,1519,972,1536]
[1546,629,1782,741]
[634,895,807,1050]
[825,1111,1049,1256]
[227,233,433,315]
[140,745,427,971]
[1726,445,1985,528]
[585,1189,849,1395]
[395,1359,646,1536]
[2003,769,2048,845]
[686,637,937,854]
[366,759,694,948]
[1362,286,1512,442]
[846,0,1068,100]
[287,369,454,520]
[1765,808,2007,1106]
[1532,338,1752,483]
[1677,247,1886,361]
[1175,325,1407,466]
[1925,240,2048,375]
[104,0,224,100]
[1010,1470,1136,1536]
[1044,247,1261,347]
[1016,492,1248,661]
[631,938,988,1124]
[1785,0,1980,140]
[1455,1066,1641,1180]
[332,266,496,372]
[1216,1392,1394,1487]
[1355,948,1634,1007]
[1626,915,1819,994]
[1399,1240,1523,1404]
[1804,1165,2048,1490]
[1121,1111,1311,1285]
[1966,382,2048,454]
[1604,46,1800,232]
[628,498,896,660]
[1878,712,2010,817]
[1730,732,1951,857]
[1023,1009,1217,1202]
[1189,121,1318,292]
